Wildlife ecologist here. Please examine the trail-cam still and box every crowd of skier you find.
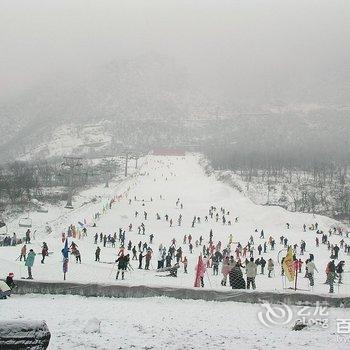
[9,201,348,295]
[2,159,349,296]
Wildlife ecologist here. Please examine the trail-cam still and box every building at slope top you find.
[151,149,186,156]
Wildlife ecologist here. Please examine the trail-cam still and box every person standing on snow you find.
[229,261,246,289]
[199,236,203,245]
[95,247,101,262]
[25,249,36,279]
[41,242,48,264]
[138,252,145,269]
[74,249,81,263]
[326,260,338,293]
[20,244,27,262]
[165,252,172,267]
[132,246,137,260]
[144,250,152,270]
[175,247,182,263]
[260,257,266,274]
[267,258,274,277]
[116,254,130,280]
[257,244,262,255]
[306,258,318,287]
[197,256,207,287]
[297,258,303,273]
[25,229,31,244]
[142,242,148,252]
[221,256,231,286]
[246,258,257,290]
[333,244,340,259]
[212,255,219,275]
[336,261,345,284]
[182,256,188,273]
[157,249,164,269]
[260,230,264,239]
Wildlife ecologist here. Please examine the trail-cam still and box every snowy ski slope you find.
[0,154,349,295]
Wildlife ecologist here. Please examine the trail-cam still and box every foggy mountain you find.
[0,49,349,162]
[1,0,350,162]
[0,54,199,160]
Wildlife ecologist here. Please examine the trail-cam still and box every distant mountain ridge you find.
[0,54,349,162]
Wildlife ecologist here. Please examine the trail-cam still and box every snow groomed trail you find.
[0,154,349,295]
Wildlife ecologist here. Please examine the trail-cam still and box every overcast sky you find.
[1,0,349,103]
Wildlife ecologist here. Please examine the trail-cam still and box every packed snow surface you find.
[2,294,349,350]
[0,154,349,294]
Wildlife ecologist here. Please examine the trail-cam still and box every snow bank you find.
[10,279,350,308]
[0,320,50,349]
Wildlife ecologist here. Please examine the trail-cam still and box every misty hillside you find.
[0,52,349,162]
[0,54,199,161]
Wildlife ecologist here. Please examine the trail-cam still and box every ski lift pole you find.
[294,269,298,291]
[124,153,129,177]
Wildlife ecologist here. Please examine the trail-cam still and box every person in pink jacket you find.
[221,256,232,286]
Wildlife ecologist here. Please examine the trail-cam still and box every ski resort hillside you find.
[1,154,349,295]
[1,2,350,349]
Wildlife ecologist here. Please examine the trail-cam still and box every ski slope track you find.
[1,154,349,298]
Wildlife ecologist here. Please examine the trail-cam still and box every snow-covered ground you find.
[213,166,349,221]
[18,122,112,161]
[2,294,349,350]
[0,154,349,295]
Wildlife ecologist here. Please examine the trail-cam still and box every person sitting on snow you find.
[6,272,15,289]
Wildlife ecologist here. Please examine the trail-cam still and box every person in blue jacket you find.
[25,249,36,279]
